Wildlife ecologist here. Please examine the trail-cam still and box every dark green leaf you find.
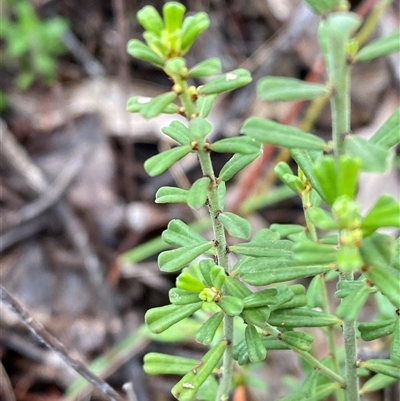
[144,353,197,375]
[198,69,252,95]
[241,117,327,150]
[345,135,391,173]
[140,91,177,119]
[356,29,400,62]
[158,242,214,272]
[187,58,222,78]
[218,151,262,182]
[187,177,210,209]
[211,136,260,154]
[145,302,203,333]
[218,211,251,239]
[369,108,400,149]
[258,77,329,101]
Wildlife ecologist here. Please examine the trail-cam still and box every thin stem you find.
[197,150,233,401]
[0,285,124,401]
[328,16,360,401]
[320,276,346,401]
[262,322,346,387]
[178,82,233,400]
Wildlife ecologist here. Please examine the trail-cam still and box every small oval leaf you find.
[145,302,203,333]
[187,177,210,209]
[219,151,262,182]
[258,77,329,101]
[158,242,213,272]
[198,69,252,95]
[144,145,191,176]
[356,29,400,62]
[241,117,327,150]
[218,211,251,239]
[195,312,224,344]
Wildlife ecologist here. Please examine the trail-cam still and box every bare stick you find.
[0,120,118,320]
[0,285,124,401]
[3,144,90,229]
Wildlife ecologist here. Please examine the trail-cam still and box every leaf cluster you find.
[126,2,400,400]
[0,0,68,89]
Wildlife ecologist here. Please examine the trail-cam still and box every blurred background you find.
[1,1,399,400]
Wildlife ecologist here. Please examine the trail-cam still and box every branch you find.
[0,284,124,401]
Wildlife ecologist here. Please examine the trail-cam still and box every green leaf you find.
[360,232,396,270]
[241,264,332,286]
[358,359,400,380]
[291,149,326,201]
[218,211,251,239]
[362,195,400,234]
[189,117,212,140]
[335,280,364,299]
[127,95,177,114]
[210,136,260,154]
[270,223,305,238]
[337,155,362,199]
[369,107,400,149]
[358,319,396,341]
[268,308,340,328]
[195,312,224,345]
[243,288,279,309]
[360,373,399,394]
[356,29,400,62]
[304,0,341,14]
[274,162,304,193]
[171,341,227,401]
[209,264,226,290]
[140,91,177,119]
[126,39,165,66]
[293,241,338,265]
[281,331,314,352]
[198,69,252,95]
[162,121,191,145]
[144,145,191,176]
[218,151,262,182]
[312,156,338,206]
[163,1,185,33]
[224,276,252,299]
[345,135,391,173]
[158,242,213,272]
[307,275,326,308]
[165,57,186,76]
[181,12,210,53]
[156,186,189,203]
[144,352,197,375]
[162,219,208,247]
[390,317,400,366]
[241,118,327,150]
[143,31,167,58]
[169,288,202,305]
[196,94,217,118]
[245,325,267,363]
[336,283,373,321]
[231,238,293,257]
[137,6,164,36]
[187,177,210,209]
[187,58,222,78]
[145,302,203,333]
[306,207,338,230]
[362,265,400,309]
[218,296,244,316]
[258,77,329,101]
[176,268,205,292]
[198,259,214,287]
